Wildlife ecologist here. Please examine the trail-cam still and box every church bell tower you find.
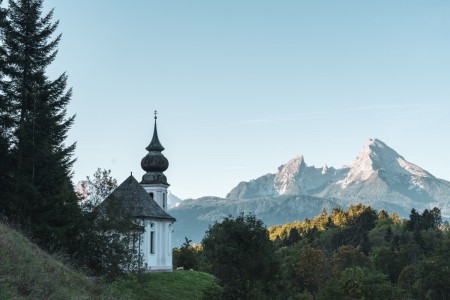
[140,111,169,211]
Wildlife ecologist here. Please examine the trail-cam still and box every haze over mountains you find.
[170,139,450,244]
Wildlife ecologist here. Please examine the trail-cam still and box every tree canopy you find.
[202,214,278,299]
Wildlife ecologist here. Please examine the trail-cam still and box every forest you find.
[174,205,450,299]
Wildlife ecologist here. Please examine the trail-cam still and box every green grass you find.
[0,223,219,300]
[0,223,118,300]
[112,271,219,300]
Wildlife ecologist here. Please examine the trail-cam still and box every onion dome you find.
[141,111,170,185]
[141,151,169,173]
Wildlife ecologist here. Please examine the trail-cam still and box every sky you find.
[38,0,450,199]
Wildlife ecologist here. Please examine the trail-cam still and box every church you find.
[102,112,176,272]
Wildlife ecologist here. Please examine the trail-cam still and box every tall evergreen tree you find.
[1,0,79,251]
[0,0,14,218]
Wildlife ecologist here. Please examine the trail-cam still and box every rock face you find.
[170,138,450,244]
[227,139,450,217]
[226,173,277,199]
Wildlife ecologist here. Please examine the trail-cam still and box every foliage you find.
[78,168,118,206]
[270,204,380,248]
[75,169,143,278]
[0,0,14,223]
[414,236,450,299]
[80,202,144,277]
[406,207,442,232]
[294,245,329,297]
[202,214,278,299]
[0,0,80,255]
[331,245,370,276]
[339,267,393,299]
[173,237,203,270]
[270,205,447,299]
[0,0,146,280]
[371,246,406,283]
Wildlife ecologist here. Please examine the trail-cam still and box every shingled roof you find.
[101,175,175,221]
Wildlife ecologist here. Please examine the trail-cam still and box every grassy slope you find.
[112,271,219,300]
[0,223,118,300]
[0,223,218,300]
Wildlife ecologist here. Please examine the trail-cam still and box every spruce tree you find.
[2,0,79,251]
[0,0,14,218]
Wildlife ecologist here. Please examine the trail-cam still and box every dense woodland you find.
[174,205,450,299]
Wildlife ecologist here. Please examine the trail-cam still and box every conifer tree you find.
[1,0,79,251]
[0,0,14,217]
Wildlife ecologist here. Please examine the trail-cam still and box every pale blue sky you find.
[41,0,450,199]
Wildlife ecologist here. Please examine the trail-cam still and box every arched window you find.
[163,193,166,209]
[149,192,154,198]
[150,223,155,255]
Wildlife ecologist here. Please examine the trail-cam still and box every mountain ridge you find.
[226,138,450,217]
[170,138,450,244]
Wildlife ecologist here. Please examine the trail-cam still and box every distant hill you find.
[170,195,341,245]
[168,191,184,209]
[170,139,450,244]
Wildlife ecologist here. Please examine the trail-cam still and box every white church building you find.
[102,112,175,272]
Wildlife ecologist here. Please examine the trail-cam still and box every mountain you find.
[227,139,450,216]
[170,195,341,246]
[170,139,450,244]
[227,155,349,199]
[167,191,184,209]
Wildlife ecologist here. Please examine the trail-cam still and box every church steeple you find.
[146,111,165,152]
[141,111,169,186]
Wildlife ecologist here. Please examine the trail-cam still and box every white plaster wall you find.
[141,184,168,211]
[141,219,173,271]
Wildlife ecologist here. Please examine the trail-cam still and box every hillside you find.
[0,223,218,300]
[0,223,118,300]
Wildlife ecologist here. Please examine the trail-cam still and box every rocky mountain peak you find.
[362,139,401,166]
[277,155,305,173]
[274,155,306,195]
[224,138,447,218]
[339,138,433,188]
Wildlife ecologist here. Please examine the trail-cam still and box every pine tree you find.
[2,0,79,251]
